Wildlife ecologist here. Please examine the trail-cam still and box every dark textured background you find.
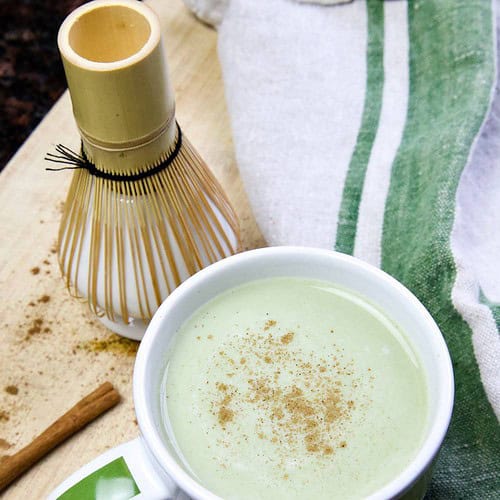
[0,0,87,171]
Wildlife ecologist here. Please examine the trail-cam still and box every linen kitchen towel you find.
[182,0,499,497]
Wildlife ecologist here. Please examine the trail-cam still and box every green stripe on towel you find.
[381,1,499,497]
[335,0,384,255]
[479,289,500,331]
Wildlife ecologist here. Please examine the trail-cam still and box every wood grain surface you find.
[0,0,264,497]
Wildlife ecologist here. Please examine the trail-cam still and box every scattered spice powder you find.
[280,332,294,344]
[0,438,10,450]
[38,295,50,304]
[4,385,18,396]
[30,267,40,275]
[218,406,234,426]
[76,334,138,356]
[0,411,9,422]
[263,319,276,331]
[26,318,44,337]
[215,392,235,427]
[205,318,370,464]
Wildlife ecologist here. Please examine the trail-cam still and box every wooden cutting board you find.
[0,1,264,497]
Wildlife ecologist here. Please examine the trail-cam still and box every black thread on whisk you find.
[45,122,183,182]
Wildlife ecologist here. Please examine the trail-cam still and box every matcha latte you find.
[161,277,428,499]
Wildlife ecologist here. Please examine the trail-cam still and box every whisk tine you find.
[104,178,114,321]
[150,175,183,287]
[176,162,222,262]
[180,151,235,258]
[183,142,240,241]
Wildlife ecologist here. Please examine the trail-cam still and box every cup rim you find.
[134,246,454,500]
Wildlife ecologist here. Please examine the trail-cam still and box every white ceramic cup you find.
[50,247,454,500]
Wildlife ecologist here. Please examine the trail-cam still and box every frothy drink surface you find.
[162,278,428,499]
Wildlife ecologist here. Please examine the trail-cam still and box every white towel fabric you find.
[179,0,500,496]
[182,0,228,25]
[181,0,500,412]
[182,0,351,28]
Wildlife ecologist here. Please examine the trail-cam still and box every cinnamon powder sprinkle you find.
[263,319,276,331]
[215,393,235,426]
[26,318,44,337]
[4,385,18,396]
[206,319,371,461]
[218,406,234,426]
[0,411,9,422]
[30,267,40,275]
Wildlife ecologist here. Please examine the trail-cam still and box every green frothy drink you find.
[161,277,428,499]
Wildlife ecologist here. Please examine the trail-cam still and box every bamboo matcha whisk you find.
[49,0,240,340]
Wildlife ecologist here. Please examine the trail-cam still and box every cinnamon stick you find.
[0,381,120,492]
